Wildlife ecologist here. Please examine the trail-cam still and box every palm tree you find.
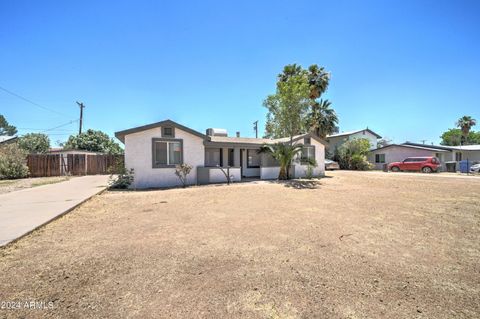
[308,99,338,138]
[259,143,303,180]
[307,65,330,99]
[456,116,477,145]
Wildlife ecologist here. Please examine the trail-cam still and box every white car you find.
[470,163,480,173]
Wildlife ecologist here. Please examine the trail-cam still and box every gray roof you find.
[0,135,17,144]
[327,128,382,139]
[205,133,327,147]
[402,142,480,152]
[115,119,206,143]
[370,144,450,153]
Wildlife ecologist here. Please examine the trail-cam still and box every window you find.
[301,145,315,164]
[162,126,174,138]
[375,154,386,163]
[152,139,182,167]
[455,152,462,161]
[304,137,311,145]
[263,154,279,167]
[247,149,260,168]
[205,148,221,167]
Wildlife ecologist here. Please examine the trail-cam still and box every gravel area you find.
[0,171,479,318]
[0,176,71,194]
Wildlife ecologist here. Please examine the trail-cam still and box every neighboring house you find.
[368,144,451,170]
[0,135,18,145]
[115,119,326,188]
[326,128,382,154]
[369,142,480,170]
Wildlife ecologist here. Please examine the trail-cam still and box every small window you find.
[247,149,260,168]
[304,137,311,145]
[375,154,385,163]
[205,148,221,167]
[162,127,174,138]
[153,139,182,167]
[262,153,279,167]
[301,145,315,164]
[455,152,462,161]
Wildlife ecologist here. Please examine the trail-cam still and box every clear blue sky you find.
[1,0,479,146]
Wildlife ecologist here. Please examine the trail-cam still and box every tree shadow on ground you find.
[271,178,322,189]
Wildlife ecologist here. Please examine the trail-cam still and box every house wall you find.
[125,126,205,188]
[368,146,438,170]
[197,167,241,184]
[260,167,280,180]
[292,138,326,178]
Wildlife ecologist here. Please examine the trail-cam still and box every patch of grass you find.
[0,180,17,186]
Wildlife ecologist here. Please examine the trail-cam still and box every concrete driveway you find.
[0,175,110,247]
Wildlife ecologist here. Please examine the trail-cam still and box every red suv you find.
[388,157,441,173]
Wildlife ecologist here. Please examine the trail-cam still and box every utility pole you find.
[253,120,258,138]
[76,101,85,135]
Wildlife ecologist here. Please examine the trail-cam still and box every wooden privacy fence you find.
[27,154,124,177]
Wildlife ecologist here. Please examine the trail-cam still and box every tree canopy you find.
[0,115,17,136]
[456,115,477,145]
[263,71,310,141]
[18,133,50,154]
[440,128,480,146]
[63,129,123,154]
[264,64,337,140]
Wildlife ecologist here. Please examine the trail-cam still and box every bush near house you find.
[0,143,29,179]
[334,138,373,171]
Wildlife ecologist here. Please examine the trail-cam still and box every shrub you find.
[0,144,29,179]
[109,167,134,189]
[334,138,372,170]
[18,133,50,154]
[304,158,317,179]
[174,164,193,188]
[349,154,373,170]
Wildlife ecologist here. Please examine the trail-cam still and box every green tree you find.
[259,143,304,180]
[64,129,123,154]
[0,143,29,179]
[440,128,480,146]
[263,72,310,142]
[456,115,477,145]
[18,133,50,154]
[0,115,17,136]
[308,99,338,138]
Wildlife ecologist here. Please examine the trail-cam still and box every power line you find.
[0,85,73,118]
[42,120,79,132]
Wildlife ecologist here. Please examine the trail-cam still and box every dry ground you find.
[0,171,479,318]
[0,176,71,194]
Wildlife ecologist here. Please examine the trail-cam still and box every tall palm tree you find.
[307,65,330,99]
[259,143,303,180]
[456,116,477,145]
[308,99,338,138]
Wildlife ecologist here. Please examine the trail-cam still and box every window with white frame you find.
[301,145,315,164]
[152,139,182,167]
[375,154,385,163]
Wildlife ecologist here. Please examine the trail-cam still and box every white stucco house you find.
[326,128,382,154]
[115,119,327,188]
[368,142,480,170]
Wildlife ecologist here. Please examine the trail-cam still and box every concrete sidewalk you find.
[0,175,110,247]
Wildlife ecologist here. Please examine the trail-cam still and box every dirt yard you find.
[0,176,71,194]
[1,171,479,318]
